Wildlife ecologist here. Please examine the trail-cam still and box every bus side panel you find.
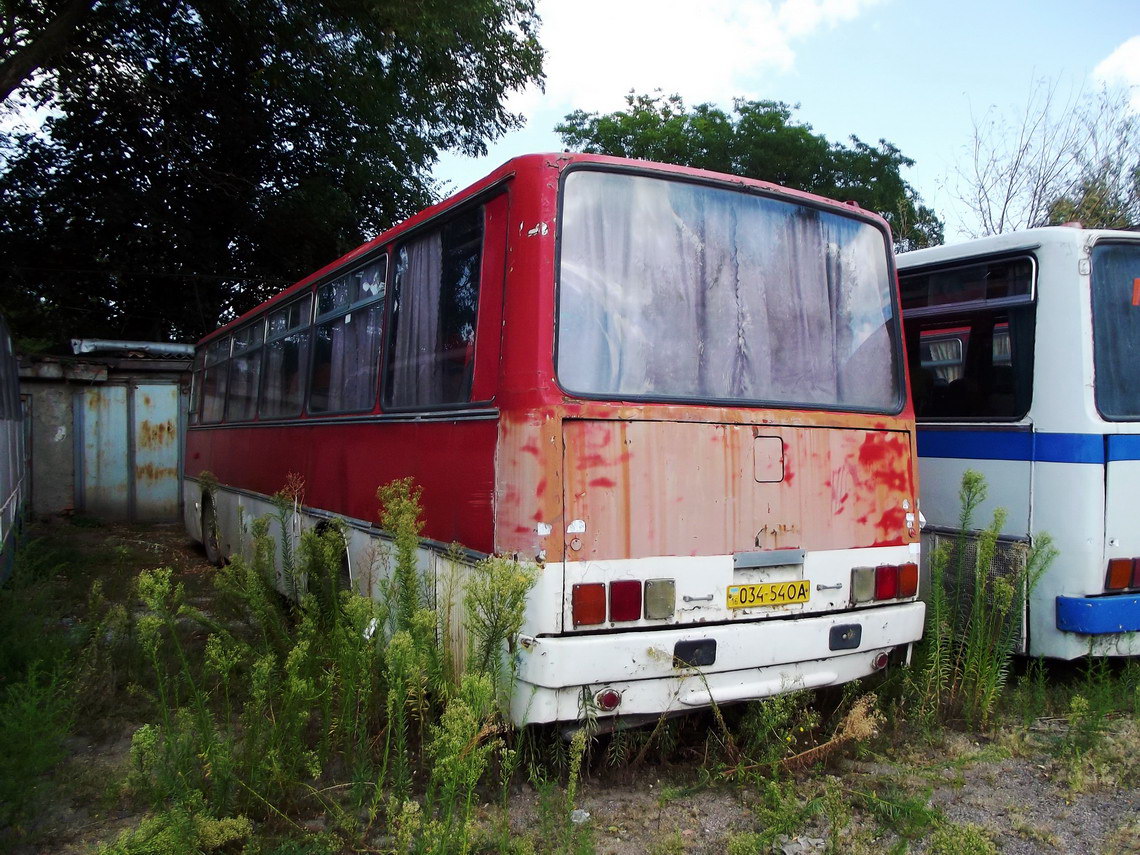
[915,448,1031,539]
[185,419,498,553]
[1075,455,1140,656]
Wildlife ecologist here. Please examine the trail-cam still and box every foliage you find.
[556,91,943,251]
[0,0,543,346]
[0,537,81,824]
[98,794,253,855]
[122,477,539,852]
[926,822,998,855]
[953,80,1139,234]
[911,470,1056,728]
[0,663,75,824]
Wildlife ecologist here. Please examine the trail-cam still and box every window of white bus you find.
[901,256,1035,420]
[1090,242,1140,420]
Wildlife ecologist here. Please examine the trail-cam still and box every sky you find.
[433,0,1140,239]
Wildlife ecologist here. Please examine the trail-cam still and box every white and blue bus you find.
[899,226,1140,658]
[0,314,25,583]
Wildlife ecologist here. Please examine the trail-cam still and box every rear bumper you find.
[1056,594,1140,635]
[512,600,925,724]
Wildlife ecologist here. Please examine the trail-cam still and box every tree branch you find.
[0,0,96,104]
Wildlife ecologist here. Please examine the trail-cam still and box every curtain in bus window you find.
[311,304,384,412]
[201,339,230,423]
[189,350,205,424]
[226,349,262,420]
[557,171,897,409]
[260,332,310,418]
[1091,242,1140,419]
[385,210,482,409]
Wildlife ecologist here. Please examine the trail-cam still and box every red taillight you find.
[898,563,919,598]
[595,688,622,711]
[1106,558,1133,591]
[572,583,606,626]
[874,565,898,600]
[609,579,642,622]
[1133,558,1140,589]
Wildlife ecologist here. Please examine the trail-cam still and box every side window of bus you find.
[260,295,312,419]
[226,321,264,421]
[201,336,232,424]
[189,349,206,424]
[384,206,483,409]
[902,257,1035,420]
[310,256,387,414]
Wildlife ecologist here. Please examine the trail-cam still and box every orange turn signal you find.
[898,562,919,598]
[572,583,606,626]
[1106,558,1133,591]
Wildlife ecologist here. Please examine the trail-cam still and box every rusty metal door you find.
[76,383,181,520]
[78,385,129,517]
[132,384,180,518]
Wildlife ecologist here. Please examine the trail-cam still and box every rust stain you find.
[135,463,177,482]
[562,418,915,560]
[137,419,176,449]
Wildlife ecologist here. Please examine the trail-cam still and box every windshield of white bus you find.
[556,170,901,412]
[1091,241,1140,420]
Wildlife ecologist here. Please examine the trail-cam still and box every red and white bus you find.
[184,153,925,725]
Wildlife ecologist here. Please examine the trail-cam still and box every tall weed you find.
[125,477,536,853]
[912,470,1056,728]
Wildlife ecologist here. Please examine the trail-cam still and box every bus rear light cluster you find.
[1105,558,1140,591]
[851,563,918,604]
[572,579,676,626]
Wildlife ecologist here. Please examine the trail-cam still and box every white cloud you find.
[511,0,883,117]
[1093,35,1140,110]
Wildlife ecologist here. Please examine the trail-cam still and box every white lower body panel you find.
[512,600,925,724]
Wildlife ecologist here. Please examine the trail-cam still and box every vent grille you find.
[921,529,1030,654]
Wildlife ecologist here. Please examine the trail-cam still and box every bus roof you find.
[897,225,1140,272]
[198,152,894,347]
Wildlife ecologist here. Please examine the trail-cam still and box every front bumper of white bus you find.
[510,600,925,725]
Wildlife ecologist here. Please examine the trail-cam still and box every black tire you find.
[202,496,222,566]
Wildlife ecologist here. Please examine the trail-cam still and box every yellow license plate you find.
[727,580,811,609]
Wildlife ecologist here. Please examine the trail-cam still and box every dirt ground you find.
[9,521,1140,855]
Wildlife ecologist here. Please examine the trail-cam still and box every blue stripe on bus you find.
[1056,594,1140,635]
[916,430,1114,464]
[1106,434,1140,462]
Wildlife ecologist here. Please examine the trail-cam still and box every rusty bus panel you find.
[562,419,916,562]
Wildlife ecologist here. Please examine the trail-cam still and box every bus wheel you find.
[202,497,222,566]
[314,521,352,592]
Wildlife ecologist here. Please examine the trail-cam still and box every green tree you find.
[0,0,543,346]
[1046,168,1138,231]
[556,92,943,251]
